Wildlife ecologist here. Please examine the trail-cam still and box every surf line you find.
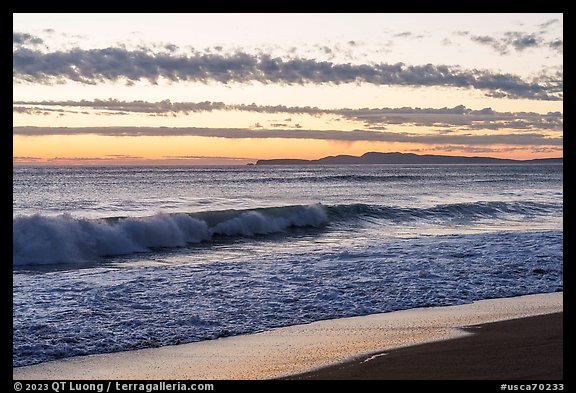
[361,352,388,363]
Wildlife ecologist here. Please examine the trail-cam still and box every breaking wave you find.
[13,204,328,266]
[13,200,559,266]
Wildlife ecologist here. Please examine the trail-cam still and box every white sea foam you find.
[12,164,563,368]
[12,292,563,380]
[12,213,210,265]
[13,204,329,266]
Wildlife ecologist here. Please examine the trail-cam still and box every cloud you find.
[12,105,85,116]
[14,99,229,114]
[504,32,539,51]
[390,31,428,41]
[14,100,563,131]
[420,145,562,155]
[13,32,43,46]
[162,155,251,161]
[104,154,144,159]
[538,18,562,34]
[425,145,525,153]
[548,39,563,53]
[54,157,113,161]
[539,18,561,30]
[333,106,562,131]
[531,146,563,154]
[13,156,43,162]
[12,45,562,100]
[468,31,562,55]
[13,126,563,147]
[470,35,508,54]
[13,154,255,165]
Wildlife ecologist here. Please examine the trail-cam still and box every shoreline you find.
[13,292,563,380]
[285,312,563,380]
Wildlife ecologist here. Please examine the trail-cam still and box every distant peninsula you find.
[255,152,563,166]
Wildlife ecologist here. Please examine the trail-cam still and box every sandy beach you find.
[287,312,562,380]
[13,292,562,380]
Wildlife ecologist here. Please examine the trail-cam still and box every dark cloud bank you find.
[14,100,563,132]
[13,126,562,147]
[12,46,562,101]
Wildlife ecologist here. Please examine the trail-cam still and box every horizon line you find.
[13,151,563,166]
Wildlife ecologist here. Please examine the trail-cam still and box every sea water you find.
[13,164,563,367]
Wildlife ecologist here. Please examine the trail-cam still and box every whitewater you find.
[13,164,563,367]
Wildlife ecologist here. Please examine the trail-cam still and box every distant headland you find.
[255,152,562,166]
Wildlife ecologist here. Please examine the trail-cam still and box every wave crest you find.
[13,204,328,266]
[13,200,558,266]
[326,201,558,221]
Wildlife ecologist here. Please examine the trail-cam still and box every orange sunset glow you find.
[13,13,562,164]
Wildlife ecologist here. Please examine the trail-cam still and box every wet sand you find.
[13,292,562,380]
[285,312,563,380]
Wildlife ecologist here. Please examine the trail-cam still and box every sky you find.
[13,13,563,165]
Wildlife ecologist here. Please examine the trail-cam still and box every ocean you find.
[13,164,563,367]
